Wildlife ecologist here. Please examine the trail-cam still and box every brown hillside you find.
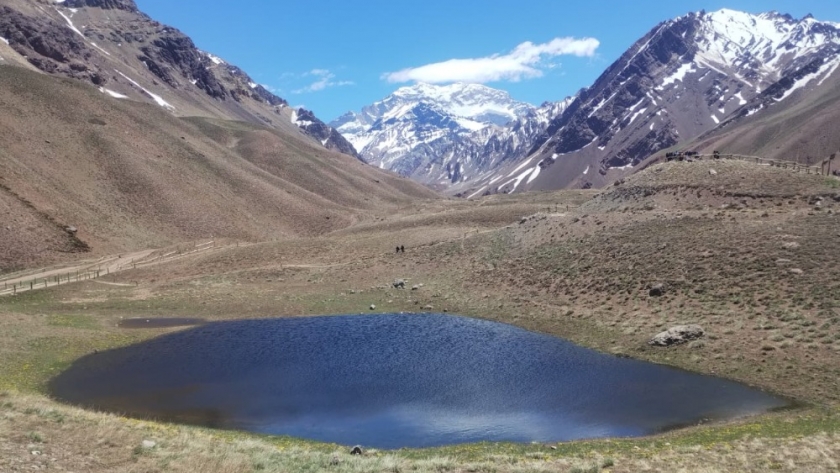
[0,65,438,272]
[692,70,840,165]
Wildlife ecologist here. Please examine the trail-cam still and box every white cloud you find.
[293,69,354,94]
[383,37,600,84]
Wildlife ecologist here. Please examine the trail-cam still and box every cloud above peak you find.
[383,37,600,84]
[293,69,354,94]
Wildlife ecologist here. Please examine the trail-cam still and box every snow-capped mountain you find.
[0,0,357,158]
[330,82,572,187]
[456,9,840,195]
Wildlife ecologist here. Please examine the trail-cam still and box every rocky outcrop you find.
[0,6,103,83]
[139,35,227,99]
[65,0,138,12]
[294,109,362,161]
[649,325,705,346]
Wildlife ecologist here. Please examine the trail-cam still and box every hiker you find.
[396,246,400,254]
[400,245,405,253]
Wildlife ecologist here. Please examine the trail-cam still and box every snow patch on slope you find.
[657,62,696,90]
[55,8,84,37]
[115,70,175,110]
[628,107,648,125]
[99,87,128,99]
[777,58,840,102]
[817,56,840,86]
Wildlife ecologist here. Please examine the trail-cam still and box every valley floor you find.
[2,161,840,472]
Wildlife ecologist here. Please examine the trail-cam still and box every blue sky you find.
[135,0,840,122]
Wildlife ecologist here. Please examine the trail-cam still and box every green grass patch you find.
[47,314,99,330]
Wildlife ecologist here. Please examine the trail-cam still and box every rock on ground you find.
[649,283,665,297]
[649,325,704,346]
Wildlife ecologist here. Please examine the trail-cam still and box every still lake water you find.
[50,313,787,448]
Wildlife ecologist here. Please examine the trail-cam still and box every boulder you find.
[392,279,405,289]
[708,169,717,176]
[649,325,704,347]
[649,283,665,297]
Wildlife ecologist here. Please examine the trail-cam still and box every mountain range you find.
[0,0,359,159]
[330,82,573,190]
[2,1,839,200]
[333,9,840,195]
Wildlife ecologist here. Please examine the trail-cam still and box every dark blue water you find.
[49,314,787,448]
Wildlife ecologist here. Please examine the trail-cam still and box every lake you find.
[49,313,787,448]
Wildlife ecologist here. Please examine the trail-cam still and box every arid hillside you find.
[0,65,438,271]
[690,65,840,165]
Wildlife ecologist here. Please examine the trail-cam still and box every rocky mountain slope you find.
[331,9,840,196]
[331,82,573,189]
[0,0,358,158]
[456,9,840,196]
[0,65,435,271]
[689,55,840,165]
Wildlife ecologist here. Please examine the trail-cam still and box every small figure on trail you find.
[396,246,400,254]
[400,245,405,253]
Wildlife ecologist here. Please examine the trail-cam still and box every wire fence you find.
[671,153,831,176]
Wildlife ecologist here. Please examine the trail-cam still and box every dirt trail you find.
[0,240,225,296]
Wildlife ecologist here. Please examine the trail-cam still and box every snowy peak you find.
[388,82,533,125]
[330,83,573,187]
[693,9,840,85]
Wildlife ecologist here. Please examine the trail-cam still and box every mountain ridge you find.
[0,0,359,159]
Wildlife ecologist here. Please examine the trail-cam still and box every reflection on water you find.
[51,314,787,448]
